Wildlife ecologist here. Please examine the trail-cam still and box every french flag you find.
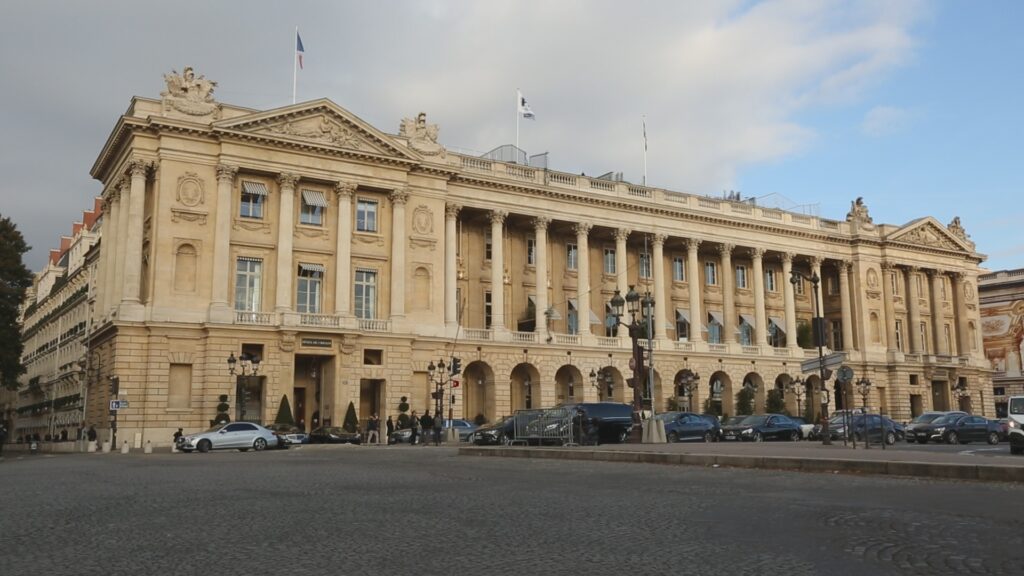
[296,31,305,69]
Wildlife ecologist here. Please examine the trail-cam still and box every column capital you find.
[838,259,852,272]
[809,256,824,269]
[719,243,735,257]
[277,172,300,189]
[389,187,410,206]
[489,210,508,225]
[780,252,794,264]
[750,247,766,260]
[684,238,701,251]
[215,164,238,184]
[613,228,631,242]
[127,158,152,179]
[652,232,668,246]
[906,265,920,274]
[334,181,357,199]
[880,261,896,272]
[950,270,966,282]
[445,202,462,219]
[573,221,593,237]
[532,216,551,231]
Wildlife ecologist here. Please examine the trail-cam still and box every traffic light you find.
[109,376,120,396]
[450,357,462,376]
[430,391,440,400]
[626,377,636,389]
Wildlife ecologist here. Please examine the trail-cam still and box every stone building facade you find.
[980,268,1024,417]
[79,68,991,446]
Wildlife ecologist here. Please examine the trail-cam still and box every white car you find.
[179,422,279,453]
[1009,395,1024,455]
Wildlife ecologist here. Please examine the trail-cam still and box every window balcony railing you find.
[773,348,791,357]
[741,346,761,355]
[299,314,340,328]
[511,331,538,343]
[596,336,620,347]
[708,343,728,353]
[904,353,921,363]
[674,341,695,352]
[553,334,581,346]
[235,311,275,325]
[358,319,390,332]
[462,328,493,341]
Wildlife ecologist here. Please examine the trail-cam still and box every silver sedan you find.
[179,422,279,453]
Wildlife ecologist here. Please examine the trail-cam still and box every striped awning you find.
[301,189,328,208]
[237,256,263,263]
[589,309,601,325]
[545,306,562,321]
[708,311,724,325]
[740,313,756,327]
[676,308,690,322]
[242,181,268,196]
[299,263,326,274]
[769,316,786,334]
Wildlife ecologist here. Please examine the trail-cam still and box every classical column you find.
[614,228,630,338]
[652,233,668,340]
[881,263,898,352]
[334,182,356,317]
[782,252,798,350]
[101,185,121,313]
[444,202,461,326]
[275,173,299,313]
[929,270,948,355]
[389,188,409,320]
[839,260,854,351]
[113,177,130,309]
[950,272,971,357]
[720,244,736,344]
[490,210,508,330]
[209,164,238,320]
[121,160,149,307]
[686,239,703,343]
[533,216,550,333]
[575,222,593,337]
[751,248,768,346]
[905,266,923,353]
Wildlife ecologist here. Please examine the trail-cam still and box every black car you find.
[656,411,720,442]
[308,426,363,444]
[555,402,633,445]
[470,416,515,445]
[721,414,802,442]
[831,414,905,445]
[926,415,1002,445]
[906,411,967,443]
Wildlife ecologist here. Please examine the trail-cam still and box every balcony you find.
[510,331,538,344]
[596,336,620,347]
[773,348,792,357]
[462,328,493,341]
[299,314,340,328]
[674,341,695,352]
[552,334,581,346]
[235,311,275,325]
[741,346,761,355]
[358,319,391,332]
[708,343,728,353]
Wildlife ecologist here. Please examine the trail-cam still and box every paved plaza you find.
[2,446,1023,576]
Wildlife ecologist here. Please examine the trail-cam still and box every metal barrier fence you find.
[510,408,577,447]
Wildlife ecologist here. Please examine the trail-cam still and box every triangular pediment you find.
[213,99,419,161]
[886,217,971,253]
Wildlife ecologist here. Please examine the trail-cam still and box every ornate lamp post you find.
[227,352,260,422]
[607,285,665,443]
[789,269,832,445]
[855,376,872,449]
[951,379,970,412]
[787,377,807,421]
[427,355,462,441]
[676,369,699,412]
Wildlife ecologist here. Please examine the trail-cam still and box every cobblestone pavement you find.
[2,446,1022,576]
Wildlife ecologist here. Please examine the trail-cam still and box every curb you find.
[457,447,1024,483]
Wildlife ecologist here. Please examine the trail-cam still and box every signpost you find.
[799,352,846,374]
[109,399,129,411]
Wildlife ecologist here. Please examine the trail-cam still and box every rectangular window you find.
[299,189,327,226]
[605,303,617,337]
[895,320,904,352]
[603,248,616,274]
[356,199,378,232]
[168,364,192,409]
[941,278,948,300]
[890,272,899,294]
[765,269,777,292]
[676,314,690,340]
[639,252,651,279]
[829,275,840,295]
[831,320,843,350]
[915,274,923,297]
[484,291,492,329]
[527,239,536,266]
[485,230,492,261]
[240,181,266,219]
[296,263,324,314]
[708,313,723,344]
[566,243,578,271]
[567,299,579,335]
[234,258,262,312]
[768,320,785,348]
[705,261,718,286]
[735,265,748,289]
[739,318,754,346]
[354,270,377,319]
[672,257,685,282]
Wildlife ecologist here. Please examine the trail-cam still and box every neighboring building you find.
[83,67,991,447]
[980,268,1024,417]
[6,200,102,442]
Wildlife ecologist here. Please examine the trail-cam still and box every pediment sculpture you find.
[261,114,369,151]
[399,112,445,157]
[898,223,960,251]
[161,66,221,118]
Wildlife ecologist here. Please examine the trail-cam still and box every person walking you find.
[385,416,395,444]
[0,423,7,458]
[409,411,420,445]
[86,426,97,442]
[419,411,434,446]
[366,414,380,444]
[433,413,443,446]
[173,427,184,445]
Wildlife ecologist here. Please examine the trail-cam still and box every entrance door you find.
[910,394,923,418]
[360,379,384,431]
[293,388,307,431]
[931,381,949,411]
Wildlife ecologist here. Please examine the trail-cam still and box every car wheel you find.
[753,432,763,442]
[987,432,1000,445]
[885,432,896,446]
[788,431,799,442]
[253,438,267,451]
[618,429,629,443]
[703,431,714,443]
[197,440,212,453]
[946,432,959,445]
[667,432,679,443]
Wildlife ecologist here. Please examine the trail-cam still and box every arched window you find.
[173,244,197,292]
[870,312,881,343]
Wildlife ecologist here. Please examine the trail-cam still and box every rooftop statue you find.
[947,216,970,242]
[161,66,220,118]
[399,112,444,157]
[846,196,873,223]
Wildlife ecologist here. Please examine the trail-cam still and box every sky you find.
[1,0,1021,273]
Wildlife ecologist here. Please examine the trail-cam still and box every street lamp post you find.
[787,377,807,421]
[427,356,462,442]
[608,285,665,443]
[789,269,832,445]
[227,352,261,422]
[855,376,872,449]
[951,380,969,413]
[676,369,699,413]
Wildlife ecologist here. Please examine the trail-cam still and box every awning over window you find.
[568,298,578,309]
[769,316,786,333]
[237,256,263,263]
[545,306,562,321]
[708,311,724,325]
[528,294,537,306]
[301,189,328,208]
[739,313,756,327]
[299,263,326,274]
[590,310,601,325]
[676,308,690,323]
[242,181,268,196]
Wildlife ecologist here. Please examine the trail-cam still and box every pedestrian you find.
[366,414,380,444]
[173,427,184,445]
[0,423,7,457]
[433,413,443,446]
[60,429,68,442]
[386,415,395,437]
[86,426,97,442]
[419,410,434,446]
[409,411,420,445]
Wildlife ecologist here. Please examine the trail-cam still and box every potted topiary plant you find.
[397,396,411,429]
[342,401,359,433]
[274,395,295,426]
[213,394,231,426]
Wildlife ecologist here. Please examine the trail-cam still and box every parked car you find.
[178,422,279,453]
[442,419,477,441]
[1009,395,1024,455]
[789,416,815,440]
[718,416,745,440]
[308,426,362,444]
[266,423,308,447]
[924,415,1002,445]
[905,411,967,443]
[656,411,719,442]
[523,402,633,445]
[469,416,515,445]
[721,414,802,442]
[830,414,905,445]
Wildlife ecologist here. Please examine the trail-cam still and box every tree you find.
[796,322,812,349]
[766,388,786,414]
[735,387,754,415]
[274,395,295,425]
[342,401,359,433]
[0,215,33,391]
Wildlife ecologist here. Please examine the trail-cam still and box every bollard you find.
[120,440,130,454]
[144,441,153,454]
[87,440,97,453]
[102,441,111,453]
[29,441,39,455]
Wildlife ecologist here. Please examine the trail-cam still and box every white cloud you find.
[861,105,912,137]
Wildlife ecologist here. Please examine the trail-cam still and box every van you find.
[558,402,634,444]
[1008,395,1024,455]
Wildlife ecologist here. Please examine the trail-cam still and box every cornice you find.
[213,127,420,169]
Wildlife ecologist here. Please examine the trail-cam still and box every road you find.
[2,446,1022,576]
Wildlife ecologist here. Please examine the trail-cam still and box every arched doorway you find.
[555,365,584,404]
[510,363,540,412]
[708,371,732,417]
[640,369,664,412]
[805,375,822,421]
[774,373,792,414]
[674,369,701,413]
[741,372,764,415]
[464,360,495,424]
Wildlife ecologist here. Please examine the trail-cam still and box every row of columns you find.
[99,159,150,319]
[887,264,972,356]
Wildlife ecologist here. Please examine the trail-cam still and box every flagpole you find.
[515,89,520,158]
[292,26,298,105]
[642,115,648,186]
